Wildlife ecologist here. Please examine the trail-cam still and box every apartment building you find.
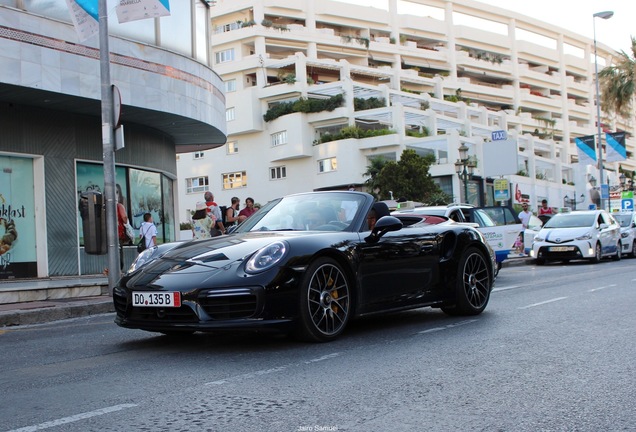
[177,0,634,223]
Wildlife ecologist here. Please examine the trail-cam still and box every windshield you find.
[235,192,367,232]
[544,213,595,229]
[613,214,633,227]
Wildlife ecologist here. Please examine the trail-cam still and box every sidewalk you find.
[0,256,532,328]
[0,276,113,327]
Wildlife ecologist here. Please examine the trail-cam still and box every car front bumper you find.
[530,240,595,261]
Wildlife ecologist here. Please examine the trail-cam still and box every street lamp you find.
[588,174,601,209]
[620,172,634,191]
[455,143,476,204]
[593,10,614,210]
[563,194,585,210]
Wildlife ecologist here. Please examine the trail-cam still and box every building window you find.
[186,176,209,194]
[214,22,240,34]
[193,151,205,159]
[222,171,247,189]
[224,79,236,92]
[227,141,238,154]
[318,158,337,173]
[271,131,287,146]
[270,166,287,180]
[226,107,235,122]
[215,48,235,64]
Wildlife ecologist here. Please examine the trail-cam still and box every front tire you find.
[442,247,491,316]
[296,257,351,342]
[630,240,636,258]
[591,243,602,263]
[613,243,622,261]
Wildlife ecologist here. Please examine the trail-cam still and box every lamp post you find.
[620,172,634,192]
[588,175,601,209]
[593,10,614,210]
[455,143,476,204]
[563,194,585,210]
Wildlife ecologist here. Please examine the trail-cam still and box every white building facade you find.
[177,0,635,223]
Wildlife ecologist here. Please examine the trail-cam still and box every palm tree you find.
[363,157,388,198]
[598,36,636,119]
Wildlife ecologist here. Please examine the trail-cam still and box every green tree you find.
[374,150,450,203]
[363,157,388,199]
[599,37,636,119]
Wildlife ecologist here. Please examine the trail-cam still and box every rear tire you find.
[613,243,622,261]
[441,247,491,316]
[535,258,545,265]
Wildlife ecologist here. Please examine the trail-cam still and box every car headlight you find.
[534,235,545,242]
[575,232,593,241]
[245,241,287,274]
[621,232,630,238]
[126,246,159,274]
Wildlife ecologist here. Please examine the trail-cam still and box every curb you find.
[0,297,115,327]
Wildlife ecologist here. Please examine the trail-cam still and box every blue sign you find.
[492,130,507,141]
[588,204,597,210]
[601,184,609,200]
[622,199,634,211]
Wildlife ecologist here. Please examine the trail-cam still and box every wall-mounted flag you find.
[65,0,99,41]
[605,131,627,162]
[116,0,171,24]
[575,135,597,166]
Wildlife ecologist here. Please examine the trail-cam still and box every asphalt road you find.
[1,258,635,432]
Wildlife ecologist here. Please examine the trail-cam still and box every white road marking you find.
[6,404,137,432]
[588,284,617,292]
[305,352,341,364]
[492,285,521,292]
[206,352,343,386]
[518,297,568,309]
[418,319,477,334]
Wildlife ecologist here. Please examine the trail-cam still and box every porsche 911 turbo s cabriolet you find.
[114,191,496,342]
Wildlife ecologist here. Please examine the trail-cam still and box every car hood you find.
[131,231,341,276]
[539,226,593,241]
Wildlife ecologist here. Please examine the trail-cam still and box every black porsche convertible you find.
[113,191,496,342]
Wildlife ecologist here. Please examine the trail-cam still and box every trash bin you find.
[79,191,107,255]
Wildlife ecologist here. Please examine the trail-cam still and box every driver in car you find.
[305,209,327,230]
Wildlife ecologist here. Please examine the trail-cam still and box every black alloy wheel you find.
[442,247,491,316]
[296,257,351,342]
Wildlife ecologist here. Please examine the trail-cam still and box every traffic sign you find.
[492,130,507,141]
[621,199,634,212]
[493,179,509,200]
[601,184,609,200]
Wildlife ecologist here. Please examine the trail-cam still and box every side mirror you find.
[364,216,403,243]
[599,223,609,230]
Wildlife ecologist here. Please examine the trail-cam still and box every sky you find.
[338,0,635,55]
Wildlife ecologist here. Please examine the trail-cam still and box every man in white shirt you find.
[517,203,532,255]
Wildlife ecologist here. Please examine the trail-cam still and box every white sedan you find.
[613,212,636,258]
[530,210,621,265]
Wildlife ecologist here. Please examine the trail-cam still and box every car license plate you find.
[132,292,181,307]
[549,246,571,252]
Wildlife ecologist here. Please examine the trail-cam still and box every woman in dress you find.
[191,201,215,239]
